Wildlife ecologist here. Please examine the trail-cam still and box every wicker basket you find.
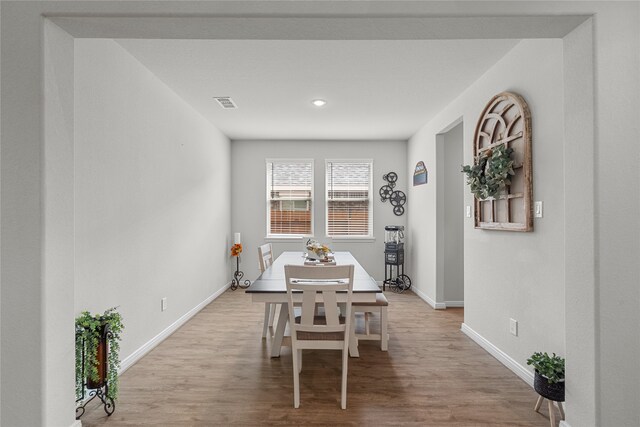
[533,370,565,402]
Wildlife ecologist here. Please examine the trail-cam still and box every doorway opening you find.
[436,119,464,308]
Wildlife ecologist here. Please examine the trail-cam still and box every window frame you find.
[265,158,314,239]
[325,159,374,239]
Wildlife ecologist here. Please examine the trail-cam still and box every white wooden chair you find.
[352,292,389,351]
[285,264,354,409]
[258,243,276,338]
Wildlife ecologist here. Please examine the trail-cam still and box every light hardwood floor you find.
[80,289,553,426]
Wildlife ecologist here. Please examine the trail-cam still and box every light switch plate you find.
[534,201,543,218]
[466,206,471,218]
[510,318,518,336]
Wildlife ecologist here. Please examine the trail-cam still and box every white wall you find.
[74,39,231,362]
[231,140,406,282]
[562,19,598,426]
[1,3,48,425]
[408,38,566,379]
[441,123,464,304]
[44,20,76,425]
[590,6,640,426]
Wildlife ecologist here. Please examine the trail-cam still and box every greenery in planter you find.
[75,307,124,401]
[527,352,565,384]
[461,144,515,200]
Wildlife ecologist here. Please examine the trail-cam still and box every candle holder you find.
[231,255,251,290]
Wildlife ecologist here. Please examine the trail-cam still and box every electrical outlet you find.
[161,297,167,312]
[510,318,518,336]
[466,206,471,218]
[534,201,543,218]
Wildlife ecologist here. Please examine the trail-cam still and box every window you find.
[266,160,313,236]
[326,160,373,237]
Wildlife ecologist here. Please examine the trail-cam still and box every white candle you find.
[234,233,241,244]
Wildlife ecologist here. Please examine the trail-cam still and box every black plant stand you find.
[533,371,565,427]
[230,255,251,290]
[76,325,115,419]
[76,387,115,419]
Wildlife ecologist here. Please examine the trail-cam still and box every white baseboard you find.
[461,323,534,386]
[69,420,82,427]
[412,286,446,309]
[445,300,464,308]
[559,421,571,427]
[119,282,231,374]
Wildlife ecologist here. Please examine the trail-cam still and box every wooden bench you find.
[352,292,389,351]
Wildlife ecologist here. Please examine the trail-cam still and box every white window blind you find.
[266,160,313,236]
[326,160,373,237]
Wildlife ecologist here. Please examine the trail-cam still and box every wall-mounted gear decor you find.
[380,172,407,216]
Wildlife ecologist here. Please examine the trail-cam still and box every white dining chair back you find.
[285,264,354,409]
[258,243,277,338]
[258,243,274,272]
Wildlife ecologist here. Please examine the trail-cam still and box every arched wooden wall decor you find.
[473,92,532,231]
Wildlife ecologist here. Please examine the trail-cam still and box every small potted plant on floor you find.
[75,307,124,417]
[526,351,565,402]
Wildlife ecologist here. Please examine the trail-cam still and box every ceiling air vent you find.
[213,97,238,109]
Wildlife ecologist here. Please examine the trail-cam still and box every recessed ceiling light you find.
[311,99,327,107]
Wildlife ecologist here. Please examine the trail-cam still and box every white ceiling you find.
[117,39,520,140]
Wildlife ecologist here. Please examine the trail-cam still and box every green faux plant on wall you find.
[75,307,124,401]
[461,144,515,200]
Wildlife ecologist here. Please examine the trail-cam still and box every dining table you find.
[246,251,381,358]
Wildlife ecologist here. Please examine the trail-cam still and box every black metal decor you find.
[380,172,407,216]
[75,325,115,419]
[383,225,412,293]
[230,255,251,290]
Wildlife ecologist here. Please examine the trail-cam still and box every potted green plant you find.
[461,144,515,200]
[526,352,565,402]
[75,307,124,404]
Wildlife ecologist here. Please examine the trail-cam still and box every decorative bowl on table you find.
[306,239,331,261]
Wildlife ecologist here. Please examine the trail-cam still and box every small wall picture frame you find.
[413,161,428,186]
